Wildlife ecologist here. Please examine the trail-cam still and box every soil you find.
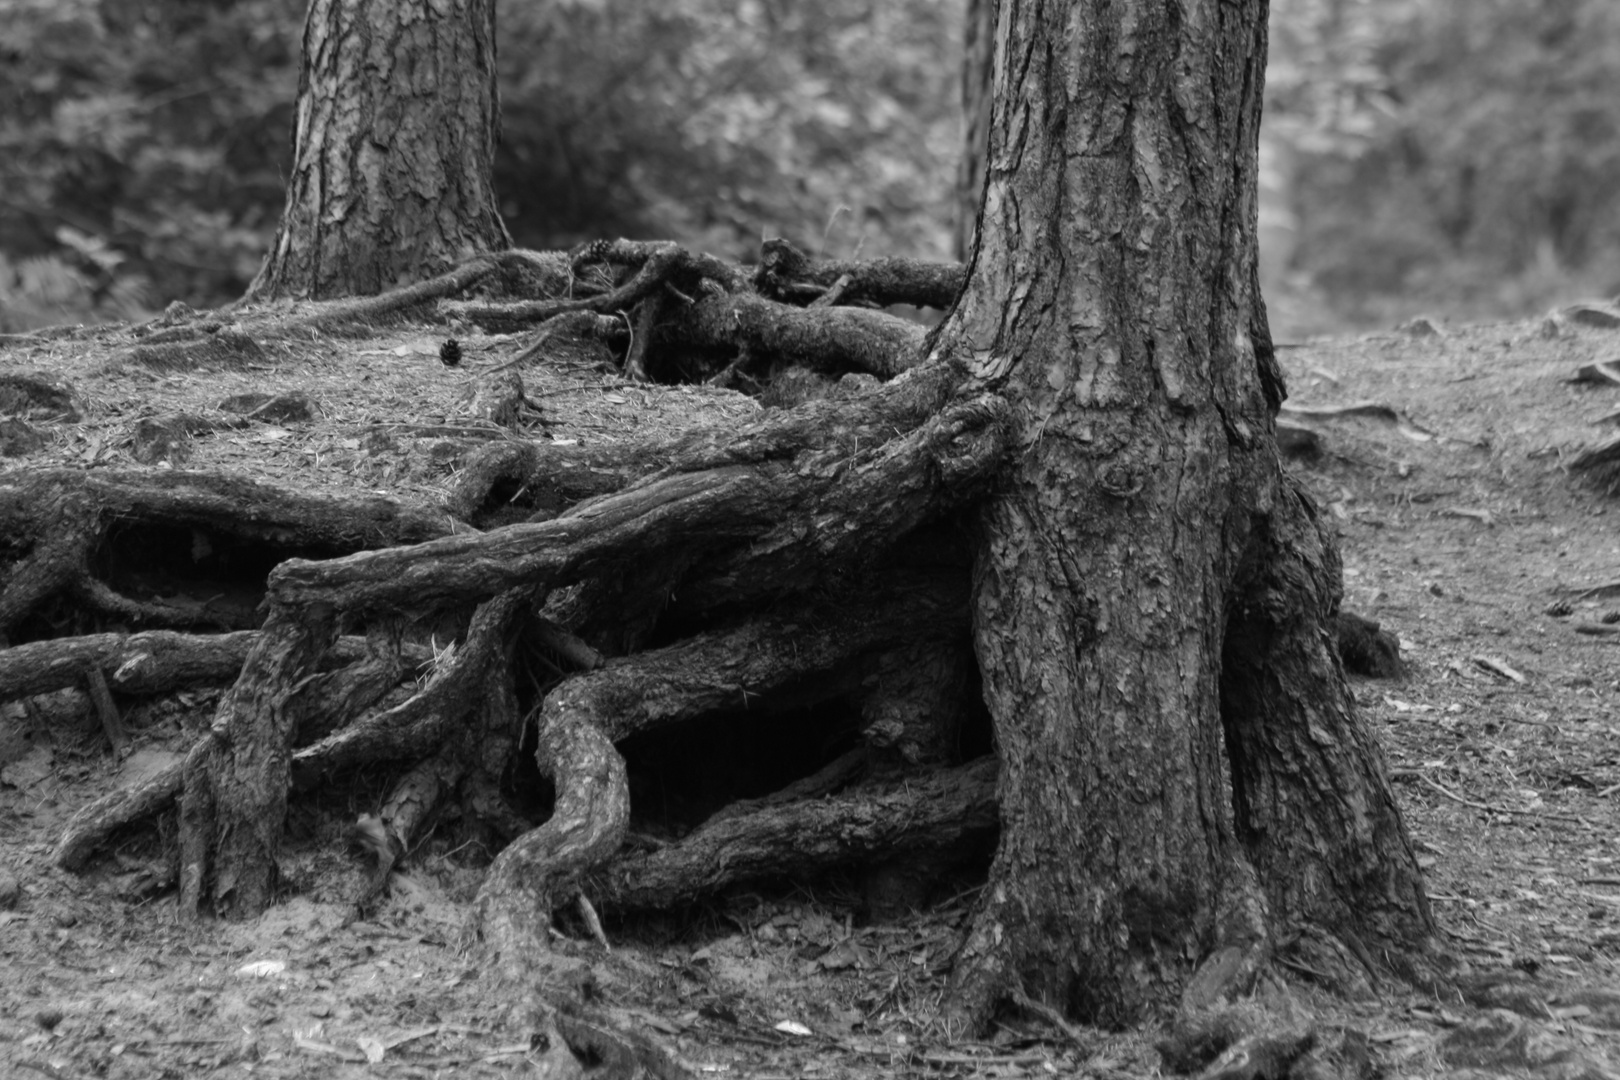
[3,307,1620,1078]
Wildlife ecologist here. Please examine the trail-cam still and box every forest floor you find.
[2,306,1620,1079]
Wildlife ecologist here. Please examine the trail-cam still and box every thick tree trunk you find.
[244,0,510,301]
[937,0,1432,1027]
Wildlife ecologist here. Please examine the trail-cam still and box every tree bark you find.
[937,0,1432,1027]
[180,606,336,917]
[244,0,510,301]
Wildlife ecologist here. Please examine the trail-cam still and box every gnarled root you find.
[595,759,996,913]
[0,468,457,643]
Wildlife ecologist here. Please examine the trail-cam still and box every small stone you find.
[0,865,20,909]
[1397,315,1445,338]
[36,1007,64,1031]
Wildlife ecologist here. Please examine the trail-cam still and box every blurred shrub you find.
[21,0,1605,333]
[1272,0,1620,325]
[0,0,301,328]
[0,0,958,327]
[496,0,960,265]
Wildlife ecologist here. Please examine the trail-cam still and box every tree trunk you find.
[955,0,994,262]
[244,0,510,301]
[937,0,1433,1027]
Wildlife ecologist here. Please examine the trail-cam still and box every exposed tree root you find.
[530,566,967,746]
[543,1001,694,1080]
[592,759,996,913]
[53,638,424,872]
[669,287,925,381]
[0,468,460,643]
[10,227,1446,1059]
[0,628,257,702]
[440,239,935,384]
[0,628,426,709]
[55,757,187,872]
[753,238,966,309]
[448,353,966,525]
[1222,478,1441,972]
[290,588,532,787]
[476,566,970,968]
[133,254,538,345]
[268,376,1005,617]
[1571,431,1620,476]
[177,607,336,917]
[477,677,628,985]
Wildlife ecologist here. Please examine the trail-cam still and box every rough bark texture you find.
[1222,481,1435,973]
[0,468,457,645]
[267,383,1004,619]
[244,0,510,301]
[936,0,1432,1026]
[180,606,336,918]
[592,760,998,913]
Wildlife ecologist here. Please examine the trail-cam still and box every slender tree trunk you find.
[955,0,994,262]
[938,0,1432,1026]
[244,0,510,301]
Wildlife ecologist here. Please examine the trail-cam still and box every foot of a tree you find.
[1223,478,1442,974]
[1177,859,1273,1016]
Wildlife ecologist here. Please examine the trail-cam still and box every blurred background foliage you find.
[1,0,1616,338]
[1267,0,1620,335]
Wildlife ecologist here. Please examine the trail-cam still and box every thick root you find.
[176,606,336,918]
[593,759,996,913]
[0,468,459,642]
[268,376,1005,618]
[476,690,629,986]
[753,238,966,309]
[291,589,532,787]
[1222,478,1439,967]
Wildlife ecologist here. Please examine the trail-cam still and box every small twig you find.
[808,274,854,309]
[1471,655,1525,683]
[84,665,128,755]
[1009,988,1091,1049]
[576,892,610,952]
[705,345,754,389]
[1420,774,1588,824]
